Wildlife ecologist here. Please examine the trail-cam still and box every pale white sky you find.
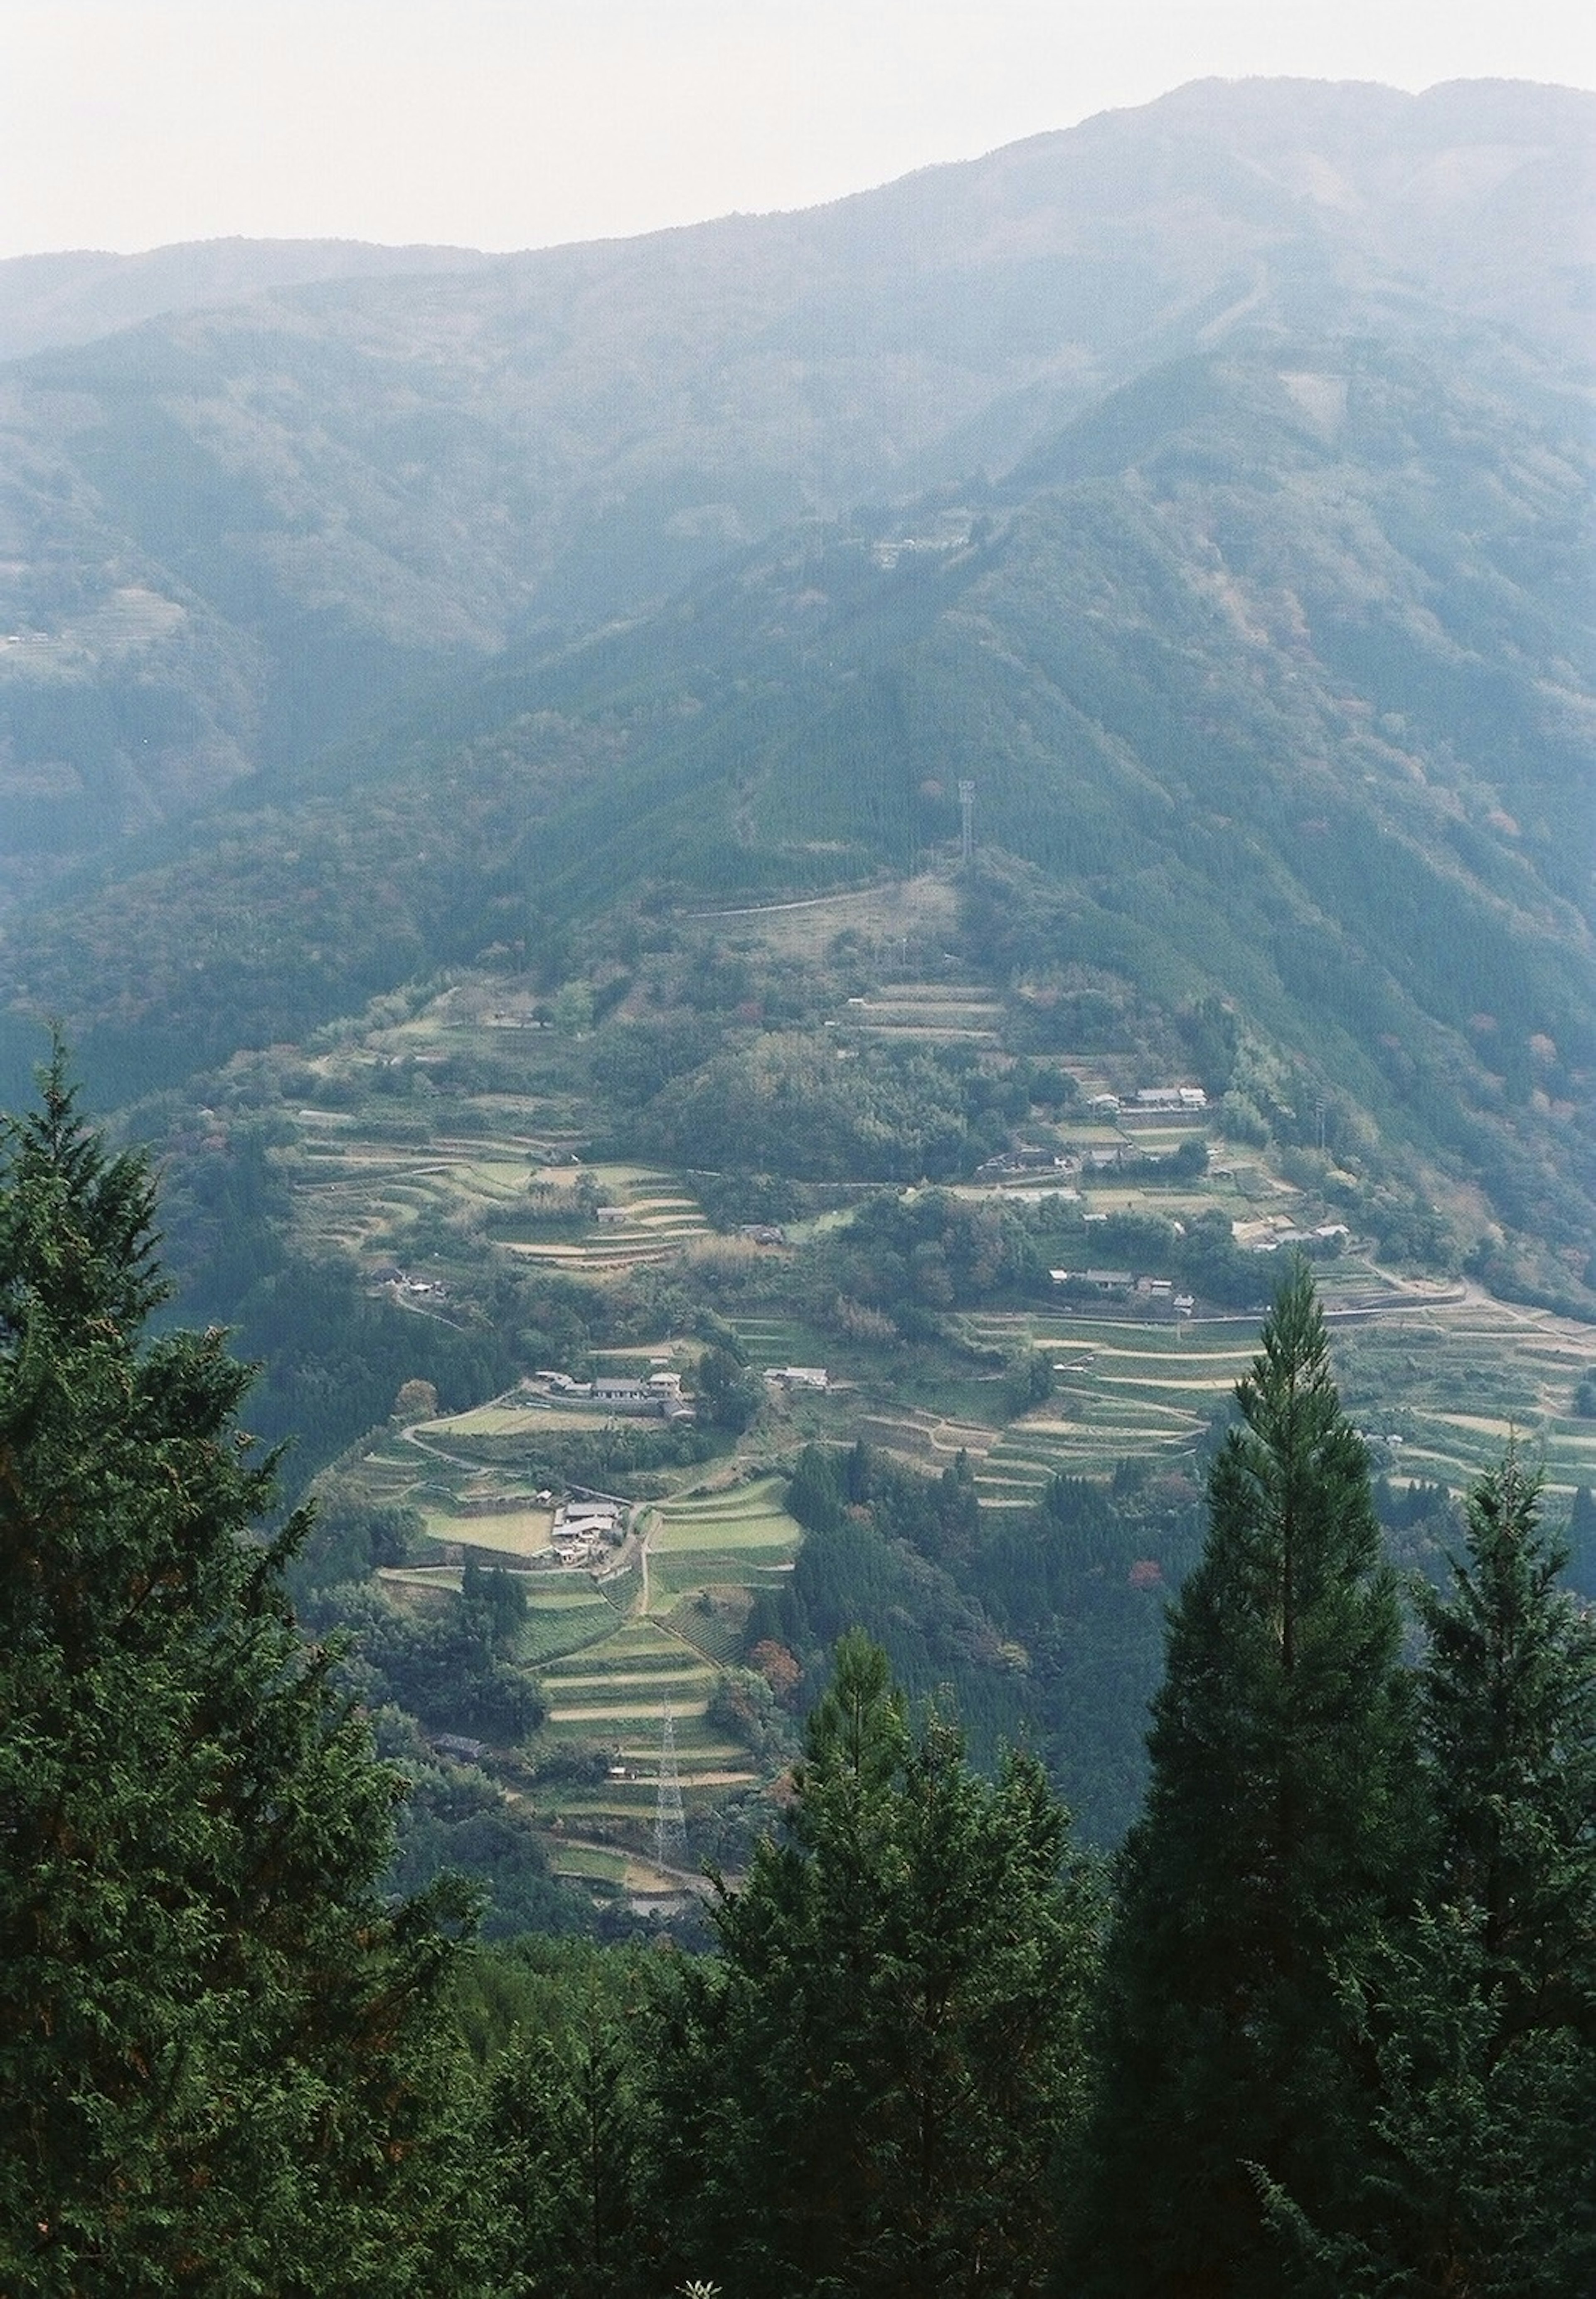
[2,0,1591,261]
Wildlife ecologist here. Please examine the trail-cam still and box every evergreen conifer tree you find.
[653,1632,1098,2298]
[0,1055,472,2293]
[1293,1450,1596,2294]
[1079,1260,1410,2297]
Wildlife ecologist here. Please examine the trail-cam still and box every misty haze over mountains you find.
[0,74,1590,1308]
[0,77,1589,869]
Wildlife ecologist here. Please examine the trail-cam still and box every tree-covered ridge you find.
[2,81,1585,887]
[6,334,1589,1307]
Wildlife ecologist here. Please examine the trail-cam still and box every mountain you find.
[6,324,1591,1303]
[0,238,493,364]
[0,77,1589,894]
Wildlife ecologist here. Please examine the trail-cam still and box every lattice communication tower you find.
[654,1704,687,1876]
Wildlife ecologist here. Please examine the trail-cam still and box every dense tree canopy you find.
[652,1632,1099,2298]
[1298,1452,1596,2295]
[1080,1259,1412,2296]
[0,1057,469,2294]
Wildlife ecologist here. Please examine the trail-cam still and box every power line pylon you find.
[958,779,976,864]
[654,1703,687,1878]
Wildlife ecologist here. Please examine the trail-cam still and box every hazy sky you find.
[2,0,1592,260]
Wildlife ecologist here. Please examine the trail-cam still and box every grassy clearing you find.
[416,1507,554,1557]
[688,873,960,962]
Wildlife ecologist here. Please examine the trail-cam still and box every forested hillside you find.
[7,333,1589,1304]
[0,78,1587,884]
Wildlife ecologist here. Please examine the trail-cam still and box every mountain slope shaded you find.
[0,77,1588,881]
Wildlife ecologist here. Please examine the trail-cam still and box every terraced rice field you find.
[291,1124,539,1258]
[514,1478,801,1871]
[727,1314,834,1369]
[952,1311,1249,1493]
[501,1169,711,1273]
[958,1298,1596,1501]
[840,982,1005,1047]
[647,1477,798,1555]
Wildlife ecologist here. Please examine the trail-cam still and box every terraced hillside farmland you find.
[497,1173,711,1274]
[840,983,1005,1048]
[293,1118,542,1261]
[349,1404,804,1893]
[525,1478,800,1886]
[245,922,1596,1899]
[958,1286,1596,1504]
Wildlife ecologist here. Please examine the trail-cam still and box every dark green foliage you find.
[324,1579,545,1744]
[1418,1451,1596,2019]
[694,1343,764,1432]
[1271,1452,1596,2294]
[224,1249,515,1484]
[288,1493,423,1599]
[973,1470,1207,1845]
[1568,1484,1596,1599]
[451,1940,659,2299]
[389,1775,587,1945]
[653,1634,1099,2298]
[776,1444,1203,1841]
[0,1057,470,2293]
[1080,1262,1411,2295]
[1003,1345,1056,1417]
[811,1187,1040,1316]
[635,1032,1014,1182]
[776,1447,1025,1768]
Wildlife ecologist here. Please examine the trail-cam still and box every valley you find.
[174,878,1595,1889]
[0,74,1589,1917]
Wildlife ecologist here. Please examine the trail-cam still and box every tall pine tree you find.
[1293,1450,1596,2295]
[0,1055,473,2294]
[1079,1259,1410,2297]
[653,1632,1098,2298]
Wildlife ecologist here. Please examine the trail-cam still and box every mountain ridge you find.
[5,330,1589,1309]
[0,76,1588,894]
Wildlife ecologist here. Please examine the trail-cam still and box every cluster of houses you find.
[764,1365,830,1391]
[975,1087,1208,1189]
[534,1369,694,1420]
[974,1145,1074,1184]
[1088,1086,1208,1120]
[1049,1269,1196,1316]
[550,1500,624,1566]
[1248,1222,1350,1254]
[371,1264,449,1301]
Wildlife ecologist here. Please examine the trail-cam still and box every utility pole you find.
[654,1704,687,1877]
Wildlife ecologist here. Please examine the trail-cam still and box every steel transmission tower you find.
[654,1704,687,1876]
[958,779,976,864]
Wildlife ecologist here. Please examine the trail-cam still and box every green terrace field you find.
[840,982,1005,1048]
[498,1174,711,1273]
[954,1292,1596,1503]
[292,1124,541,1259]
[354,1437,802,1887]
[271,949,1596,1893]
[525,1480,799,1886]
[290,1111,711,1274]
